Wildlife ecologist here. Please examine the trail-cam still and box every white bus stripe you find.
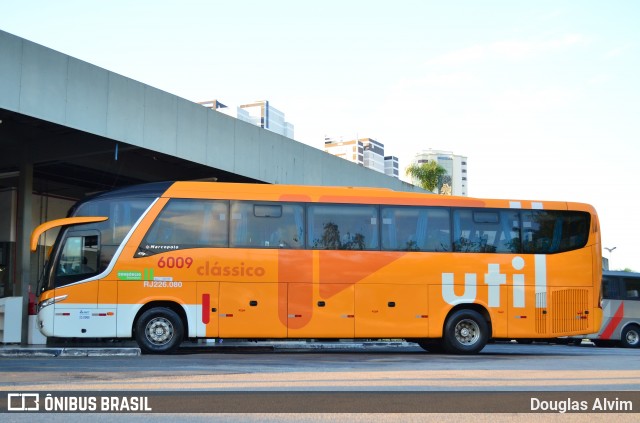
[535,255,547,308]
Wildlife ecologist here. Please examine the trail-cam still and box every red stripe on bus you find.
[202,294,210,324]
[600,302,624,340]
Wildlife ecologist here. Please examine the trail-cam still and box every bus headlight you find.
[37,295,68,312]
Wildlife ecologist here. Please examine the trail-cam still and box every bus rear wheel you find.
[442,309,489,354]
[135,307,184,354]
[621,325,640,348]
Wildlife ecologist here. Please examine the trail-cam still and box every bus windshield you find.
[37,196,157,294]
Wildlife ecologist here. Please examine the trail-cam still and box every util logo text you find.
[442,255,547,308]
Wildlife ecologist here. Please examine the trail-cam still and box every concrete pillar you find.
[16,159,33,345]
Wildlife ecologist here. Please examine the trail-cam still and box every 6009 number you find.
[157,257,193,269]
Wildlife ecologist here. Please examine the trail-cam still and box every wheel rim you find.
[455,318,480,345]
[145,317,174,346]
[626,329,639,346]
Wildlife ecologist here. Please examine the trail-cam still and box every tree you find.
[406,161,448,192]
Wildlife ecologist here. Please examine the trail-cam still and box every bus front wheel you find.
[621,325,640,348]
[135,307,184,354]
[442,309,489,354]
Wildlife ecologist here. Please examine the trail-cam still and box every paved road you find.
[1,342,639,422]
[1,342,639,391]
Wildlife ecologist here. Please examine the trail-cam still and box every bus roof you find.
[161,181,597,212]
[604,270,640,278]
[68,181,174,215]
[70,181,598,214]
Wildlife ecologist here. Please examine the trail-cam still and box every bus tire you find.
[620,325,640,348]
[135,307,184,354]
[442,309,489,354]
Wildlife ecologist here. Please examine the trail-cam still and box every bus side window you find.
[230,202,304,249]
[601,276,620,300]
[308,204,378,250]
[453,209,478,252]
[521,211,590,254]
[451,209,519,254]
[137,199,229,256]
[624,277,640,300]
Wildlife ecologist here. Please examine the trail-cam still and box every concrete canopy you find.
[0,108,260,199]
[0,29,420,199]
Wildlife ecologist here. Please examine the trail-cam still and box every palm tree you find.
[406,161,448,192]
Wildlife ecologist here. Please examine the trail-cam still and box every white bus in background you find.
[582,271,640,348]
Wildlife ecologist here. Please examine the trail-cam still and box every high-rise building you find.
[324,137,364,165]
[238,100,294,139]
[384,156,399,178]
[411,149,468,196]
[361,138,385,174]
[199,99,294,139]
[324,137,399,179]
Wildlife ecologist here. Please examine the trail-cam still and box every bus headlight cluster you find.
[37,295,68,312]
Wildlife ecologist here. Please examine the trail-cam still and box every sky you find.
[1,1,639,270]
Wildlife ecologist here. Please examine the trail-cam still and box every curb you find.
[0,347,141,358]
[59,348,141,357]
[0,341,414,357]
[271,341,411,350]
[0,348,59,358]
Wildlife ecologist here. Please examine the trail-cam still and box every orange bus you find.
[31,181,602,354]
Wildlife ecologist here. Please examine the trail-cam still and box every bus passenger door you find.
[51,230,106,337]
[218,282,286,338]
[196,282,219,338]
